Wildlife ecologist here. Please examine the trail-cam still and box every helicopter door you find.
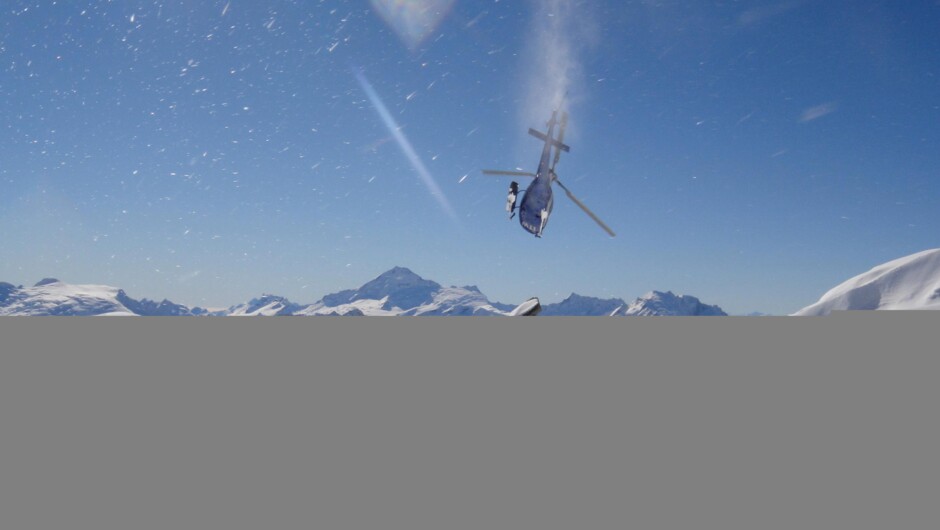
[537,193,553,237]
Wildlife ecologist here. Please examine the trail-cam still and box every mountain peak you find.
[349,267,441,310]
[34,278,61,287]
[626,291,727,316]
[641,290,676,299]
[253,293,290,303]
[115,289,193,316]
[540,293,628,316]
[227,293,299,316]
[563,292,598,303]
[0,282,17,304]
[375,266,422,281]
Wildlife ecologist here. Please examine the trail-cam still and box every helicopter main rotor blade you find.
[482,170,537,178]
[554,177,617,238]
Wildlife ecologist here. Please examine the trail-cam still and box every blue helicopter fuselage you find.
[518,165,554,236]
[518,115,559,236]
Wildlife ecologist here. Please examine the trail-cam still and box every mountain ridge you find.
[1,266,727,317]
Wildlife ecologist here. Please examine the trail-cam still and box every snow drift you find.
[793,248,940,315]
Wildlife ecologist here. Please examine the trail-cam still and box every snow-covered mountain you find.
[115,290,194,316]
[226,294,303,316]
[296,268,514,316]
[320,266,440,310]
[0,278,204,317]
[0,278,138,316]
[538,291,726,317]
[1,268,728,316]
[793,248,940,315]
[540,293,628,316]
[620,291,728,316]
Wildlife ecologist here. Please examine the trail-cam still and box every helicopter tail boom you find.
[527,128,570,153]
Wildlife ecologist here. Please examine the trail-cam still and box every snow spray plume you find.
[519,0,598,132]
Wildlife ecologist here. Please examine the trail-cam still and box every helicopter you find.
[483,109,616,238]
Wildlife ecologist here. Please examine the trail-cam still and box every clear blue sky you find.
[2,0,939,315]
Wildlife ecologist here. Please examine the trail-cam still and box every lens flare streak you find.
[353,68,458,222]
[369,0,456,50]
